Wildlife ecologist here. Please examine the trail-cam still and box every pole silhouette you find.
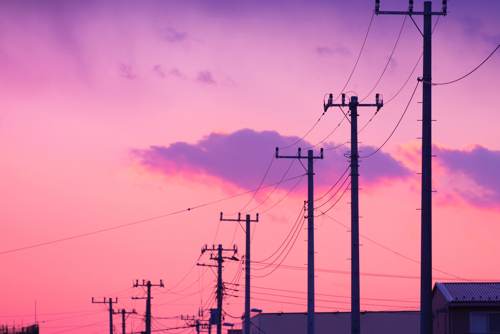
[324,93,383,334]
[133,280,164,334]
[275,147,323,334]
[375,1,447,333]
[91,297,118,334]
[198,244,239,334]
[220,212,259,334]
[114,309,136,334]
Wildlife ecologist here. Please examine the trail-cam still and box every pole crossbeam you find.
[324,93,382,334]
[133,280,164,334]
[275,147,323,334]
[114,309,137,334]
[374,2,447,334]
[198,244,239,334]
[91,297,118,334]
[220,212,259,334]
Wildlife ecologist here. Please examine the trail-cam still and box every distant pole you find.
[197,244,239,334]
[220,213,259,334]
[114,309,136,334]
[324,93,383,334]
[216,245,223,334]
[91,297,118,334]
[275,147,324,334]
[374,1,447,333]
[133,279,164,334]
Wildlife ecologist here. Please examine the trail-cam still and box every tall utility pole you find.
[324,93,383,334]
[275,147,324,334]
[198,244,239,334]
[133,280,164,334]
[220,212,259,334]
[91,297,118,334]
[114,309,137,334]
[375,2,447,334]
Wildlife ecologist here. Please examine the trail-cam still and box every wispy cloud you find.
[118,64,137,80]
[160,27,189,43]
[196,71,216,85]
[315,46,351,57]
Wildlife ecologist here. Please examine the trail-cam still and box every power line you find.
[260,175,305,214]
[338,12,376,97]
[315,178,351,216]
[0,173,306,256]
[251,285,418,303]
[254,206,304,265]
[315,171,350,209]
[320,213,465,280]
[432,43,499,86]
[360,80,420,158]
[252,213,306,279]
[361,16,407,102]
[249,160,296,212]
[236,156,275,213]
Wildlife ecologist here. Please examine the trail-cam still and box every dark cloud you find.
[436,146,500,207]
[134,129,411,191]
[196,71,216,85]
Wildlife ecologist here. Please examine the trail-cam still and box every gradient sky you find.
[1,0,499,333]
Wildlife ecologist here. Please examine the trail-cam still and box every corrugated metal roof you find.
[436,282,500,303]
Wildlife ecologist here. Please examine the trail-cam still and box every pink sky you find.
[0,0,499,333]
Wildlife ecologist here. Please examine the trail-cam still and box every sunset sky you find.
[1,0,499,333]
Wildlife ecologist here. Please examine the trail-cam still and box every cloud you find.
[315,46,351,56]
[460,16,500,45]
[152,65,166,78]
[133,129,411,192]
[436,145,500,207]
[118,64,137,80]
[160,27,188,43]
[196,71,216,85]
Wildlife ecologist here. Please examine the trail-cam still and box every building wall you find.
[250,311,419,334]
[433,288,450,334]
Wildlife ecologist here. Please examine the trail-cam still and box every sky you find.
[0,0,499,333]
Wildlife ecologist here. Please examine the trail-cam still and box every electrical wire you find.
[260,174,305,214]
[251,285,417,303]
[338,12,376,97]
[253,206,304,264]
[310,116,346,148]
[251,215,306,279]
[315,178,351,216]
[315,165,348,202]
[432,43,499,86]
[320,213,465,280]
[235,156,275,213]
[360,16,407,102]
[0,173,306,256]
[360,80,420,159]
[248,160,296,212]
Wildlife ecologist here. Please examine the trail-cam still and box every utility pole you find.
[374,2,447,334]
[197,244,239,334]
[324,93,383,334]
[114,309,136,334]
[91,297,118,334]
[220,212,259,334]
[133,280,164,334]
[275,147,324,334]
